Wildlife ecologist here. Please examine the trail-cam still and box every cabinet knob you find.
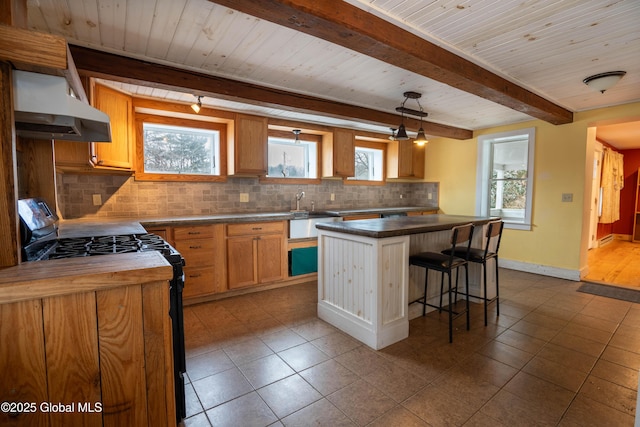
[189,245,202,249]
[252,227,262,231]
[188,231,201,235]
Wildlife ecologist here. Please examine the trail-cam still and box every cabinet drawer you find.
[174,239,217,266]
[342,214,379,221]
[183,266,223,298]
[227,221,284,237]
[174,225,215,240]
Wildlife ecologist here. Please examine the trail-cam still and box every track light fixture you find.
[191,95,203,113]
[292,129,301,143]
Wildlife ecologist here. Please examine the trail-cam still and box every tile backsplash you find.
[57,173,439,219]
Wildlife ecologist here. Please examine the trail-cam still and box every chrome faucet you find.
[295,190,305,211]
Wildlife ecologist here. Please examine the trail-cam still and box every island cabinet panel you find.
[96,286,147,427]
[226,221,287,289]
[0,300,48,427]
[43,293,102,427]
[317,230,410,350]
[0,280,174,427]
[174,224,227,299]
[142,283,176,427]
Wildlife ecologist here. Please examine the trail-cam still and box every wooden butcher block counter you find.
[0,252,176,427]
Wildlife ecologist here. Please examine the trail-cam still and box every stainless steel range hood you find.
[13,70,111,142]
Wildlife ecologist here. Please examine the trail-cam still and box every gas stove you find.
[17,199,186,423]
[23,232,181,262]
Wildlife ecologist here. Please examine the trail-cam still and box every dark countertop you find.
[58,206,439,232]
[315,214,495,238]
[320,206,437,216]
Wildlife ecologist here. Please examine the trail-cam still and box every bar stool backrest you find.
[484,220,504,259]
[449,223,475,262]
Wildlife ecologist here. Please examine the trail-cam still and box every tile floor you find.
[181,269,639,426]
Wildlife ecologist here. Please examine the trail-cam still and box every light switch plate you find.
[561,193,573,202]
[240,193,249,202]
[92,194,102,206]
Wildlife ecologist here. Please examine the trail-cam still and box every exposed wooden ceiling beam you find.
[69,45,472,140]
[208,0,573,125]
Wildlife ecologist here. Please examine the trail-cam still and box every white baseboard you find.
[499,259,581,281]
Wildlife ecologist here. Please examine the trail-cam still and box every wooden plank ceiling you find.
[25,0,640,139]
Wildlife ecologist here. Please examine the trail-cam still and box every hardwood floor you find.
[585,240,640,288]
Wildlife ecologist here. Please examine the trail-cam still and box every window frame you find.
[346,140,387,186]
[475,127,535,230]
[261,129,322,184]
[134,113,227,182]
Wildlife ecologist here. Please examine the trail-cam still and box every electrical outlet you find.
[92,194,102,206]
[240,193,249,203]
[428,193,433,200]
[400,194,404,199]
[561,193,573,202]
[330,193,335,201]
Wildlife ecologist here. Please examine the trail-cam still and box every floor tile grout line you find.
[555,316,625,425]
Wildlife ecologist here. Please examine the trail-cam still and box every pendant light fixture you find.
[413,109,429,146]
[191,95,203,113]
[395,91,429,143]
[583,71,626,93]
[292,129,301,143]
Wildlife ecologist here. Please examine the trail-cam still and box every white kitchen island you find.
[316,215,495,350]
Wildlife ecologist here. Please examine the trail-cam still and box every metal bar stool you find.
[442,219,504,326]
[409,223,474,342]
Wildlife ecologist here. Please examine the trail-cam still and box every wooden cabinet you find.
[322,129,355,178]
[229,113,268,175]
[54,140,93,171]
[387,140,425,179]
[91,83,134,170]
[0,256,175,427]
[633,168,640,242]
[226,221,287,289]
[343,214,380,221]
[407,209,438,216]
[173,224,226,299]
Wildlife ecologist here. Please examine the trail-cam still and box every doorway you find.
[583,118,640,289]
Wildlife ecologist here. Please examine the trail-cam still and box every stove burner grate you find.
[36,234,174,260]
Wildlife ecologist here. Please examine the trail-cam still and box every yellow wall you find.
[425,101,640,275]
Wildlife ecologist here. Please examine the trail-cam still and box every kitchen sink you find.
[290,210,310,219]
[289,215,342,239]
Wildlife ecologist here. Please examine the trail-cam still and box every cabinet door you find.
[333,129,355,177]
[92,84,134,169]
[54,140,92,171]
[322,129,354,178]
[257,234,284,283]
[227,235,258,288]
[388,140,425,179]
[231,113,267,175]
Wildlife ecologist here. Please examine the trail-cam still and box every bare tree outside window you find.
[143,123,219,175]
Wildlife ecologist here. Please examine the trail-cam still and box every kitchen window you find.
[134,114,227,181]
[347,141,385,184]
[476,128,535,230]
[264,131,319,182]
